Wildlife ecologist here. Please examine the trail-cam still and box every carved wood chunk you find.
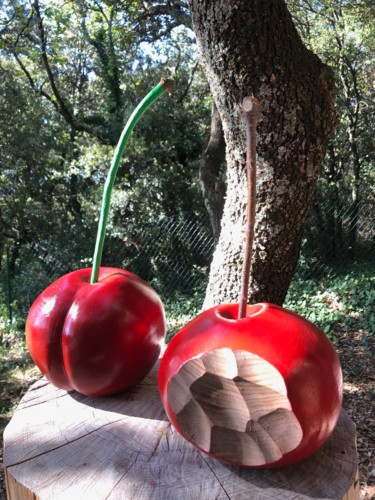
[190,373,250,433]
[175,397,212,452]
[210,426,265,466]
[234,377,291,420]
[245,420,282,464]
[202,347,238,378]
[168,357,206,414]
[169,347,303,466]
[234,350,287,394]
[258,408,304,455]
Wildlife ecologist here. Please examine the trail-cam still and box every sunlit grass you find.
[0,340,40,420]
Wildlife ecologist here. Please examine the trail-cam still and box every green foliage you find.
[0,303,25,347]
[151,264,375,346]
[285,264,375,341]
[0,333,40,424]
[0,0,373,340]
[162,287,205,342]
[287,0,375,264]
[0,1,211,310]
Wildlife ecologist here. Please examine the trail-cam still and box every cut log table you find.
[3,358,359,500]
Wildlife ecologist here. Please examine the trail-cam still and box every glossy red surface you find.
[26,267,166,396]
[159,302,343,468]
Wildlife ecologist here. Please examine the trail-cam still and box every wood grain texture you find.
[4,358,358,500]
[168,349,302,466]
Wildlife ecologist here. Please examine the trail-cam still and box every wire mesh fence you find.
[101,213,215,295]
[1,198,374,322]
[296,197,374,278]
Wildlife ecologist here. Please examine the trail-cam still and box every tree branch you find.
[176,60,199,104]
[136,0,191,27]
[129,0,192,42]
[33,1,74,124]
[13,52,59,111]
[31,0,109,143]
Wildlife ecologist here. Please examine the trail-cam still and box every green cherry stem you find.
[90,78,173,284]
[238,95,260,319]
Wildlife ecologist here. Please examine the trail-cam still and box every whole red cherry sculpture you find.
[158,302,342,468]
[26,267,165,396]
[25,80,172,396]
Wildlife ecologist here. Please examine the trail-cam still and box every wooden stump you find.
[3,359,359,500]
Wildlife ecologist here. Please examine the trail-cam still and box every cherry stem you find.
[90,79,173,284]
[238,96,260,319]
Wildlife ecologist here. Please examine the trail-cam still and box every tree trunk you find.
[188,0,337,308]
[200,102,226,243]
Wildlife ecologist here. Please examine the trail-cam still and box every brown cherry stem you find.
[238,96,260,319]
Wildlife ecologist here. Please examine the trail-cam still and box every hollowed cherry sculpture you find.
[158,97,343,468]
[159,302,343,468]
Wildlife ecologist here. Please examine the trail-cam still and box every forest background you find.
[0,0,374,498]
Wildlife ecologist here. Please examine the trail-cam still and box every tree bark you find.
[188,0,337,308]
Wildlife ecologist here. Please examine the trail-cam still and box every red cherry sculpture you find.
[25,81,172,397]
[159,302,342,468]
[26,267,166,396]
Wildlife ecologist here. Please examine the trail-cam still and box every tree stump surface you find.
[3,359,359,500]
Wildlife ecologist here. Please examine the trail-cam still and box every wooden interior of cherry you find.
[168,348,303,466]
